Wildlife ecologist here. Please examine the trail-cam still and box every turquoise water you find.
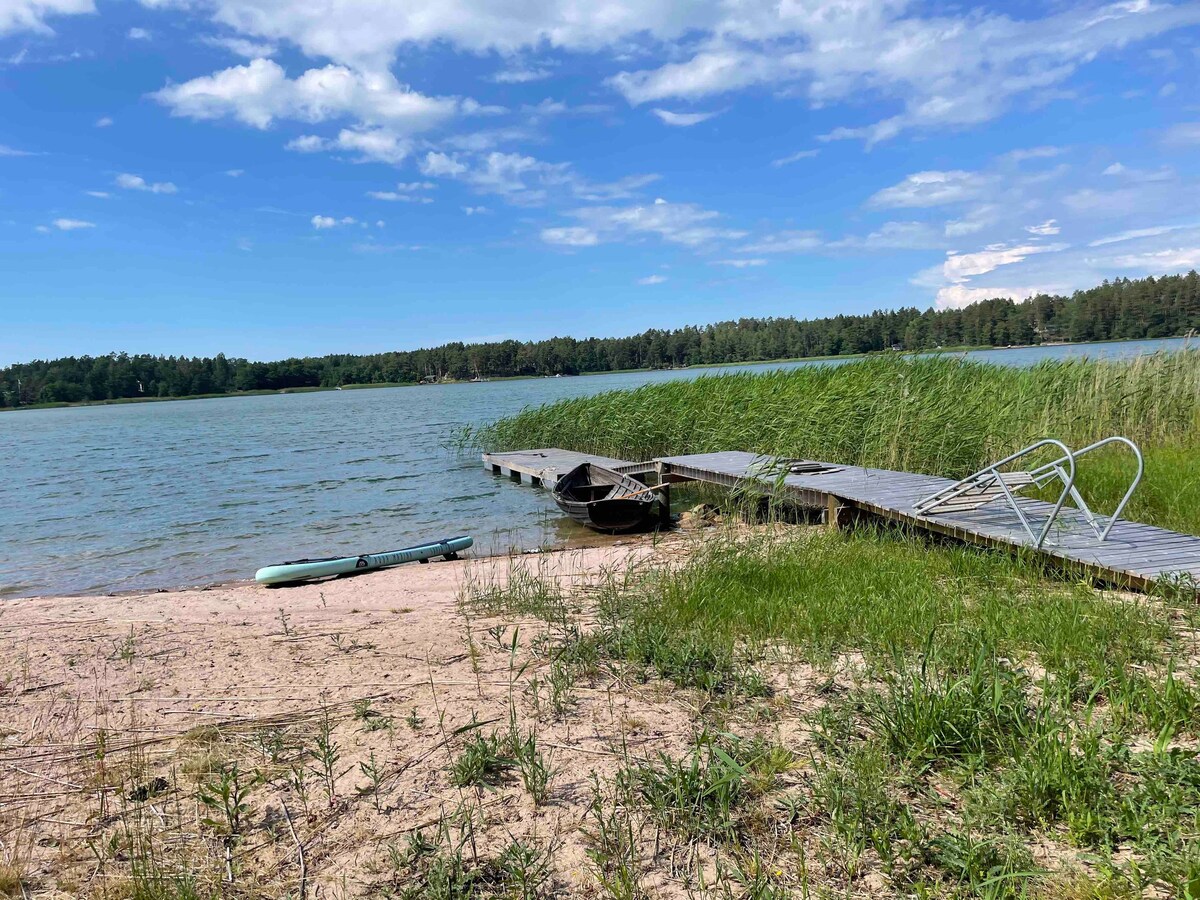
[1,337,1191,597]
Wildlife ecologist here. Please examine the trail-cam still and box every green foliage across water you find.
[3,271,1198,406]
[478,350,1200,535]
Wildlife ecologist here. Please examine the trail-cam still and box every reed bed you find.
[476,351,1200,535]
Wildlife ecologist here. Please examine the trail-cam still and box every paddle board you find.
[255,535,473,585]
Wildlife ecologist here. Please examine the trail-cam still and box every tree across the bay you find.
[3,272,1198,407]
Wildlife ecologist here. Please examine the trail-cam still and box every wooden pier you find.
[482,448,656,487]
[484,448,1200,592]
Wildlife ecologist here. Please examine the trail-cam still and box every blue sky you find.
[2,0,1199,366]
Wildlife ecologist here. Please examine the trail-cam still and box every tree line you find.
[3,271,1198,407]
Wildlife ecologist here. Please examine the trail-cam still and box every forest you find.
[3,271,1197,407]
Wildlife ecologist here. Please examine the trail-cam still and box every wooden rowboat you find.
[551,463,658,533]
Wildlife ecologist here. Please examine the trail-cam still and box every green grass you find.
[599,527,1167,680]
[463,525,1200,897]
[475,351,1200,535]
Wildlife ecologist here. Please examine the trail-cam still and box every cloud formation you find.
[652,108,719,127]
[1,0,93,36]
[115,172,178,194]
[867,171,987,209]
[153,59,462,134]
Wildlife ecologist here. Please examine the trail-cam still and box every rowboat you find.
[551,463,658,533]
[255,535,473,585]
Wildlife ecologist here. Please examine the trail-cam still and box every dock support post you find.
[655,461,672,527]
[826,495,850,531]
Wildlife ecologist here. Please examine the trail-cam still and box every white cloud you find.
[127,26,151,39]
[287,128,412,163]
[200,34,278,57]
[828,221,944,251]
[85,190,110,198]
[1103,247,1200,271]
[462,205,489,215]
[0,0,93,36]
[737,221,943,256]
[420,150,576,205]
[916,236,1069,309]
[572,173,660,202]
[284,135,322,152]
[652,108,719,126]
[610,50,773,105]
[771,149,818,167]
[311,214,357,229]
[737,230,822,254]
[1002,146,1066,163]
[52,218,95,230]
[1102,161,1174,183]
[224,168,244,176]
[638,274,668,285]
[138,0,715,68]
[123,0,1200,149]
[0,143,34,156]
[367,190,432,203]
[713,258,767,267]
[153,59,460,133]
[115,173,178,194]
[867,170,987,209]
[94,116,113,128]
[420,151,467,177]
[333,127,411,163]
[934,283,1053,310]
[541,226,598,247]
[353,241,423,253]
[1088,223,1196,247]
[564,197,745,248]
[1063,187,1143,215]
[1162,122,1200,145]
[607,2,1200,143]
[1025,219,1060,236]
[366,180,435,200]
[488,65,552,84]
[945,205,998,237]
[942,242,1067,282]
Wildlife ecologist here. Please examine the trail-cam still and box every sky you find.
[2,0,1200,366]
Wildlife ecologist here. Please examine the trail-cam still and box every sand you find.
[1,533,798,898]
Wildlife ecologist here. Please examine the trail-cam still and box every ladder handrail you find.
[1072,436,1144,540]
[915,436,1144,547]
[915,438,1077,549]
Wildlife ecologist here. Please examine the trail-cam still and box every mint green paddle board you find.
[255,535,472,585]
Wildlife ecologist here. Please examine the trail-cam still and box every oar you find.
[621,483,668,499]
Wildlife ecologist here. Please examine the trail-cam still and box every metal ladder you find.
[914,437,1143,549]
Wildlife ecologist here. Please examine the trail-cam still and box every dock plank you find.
[656,450,1200,591]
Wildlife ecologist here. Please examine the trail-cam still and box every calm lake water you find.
[2,337,1192,598]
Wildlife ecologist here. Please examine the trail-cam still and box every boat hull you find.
[552,463,657,534]
[255,535,473,585]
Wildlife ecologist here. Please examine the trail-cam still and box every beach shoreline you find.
[0,534,702,897]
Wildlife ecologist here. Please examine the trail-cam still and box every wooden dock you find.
[482,448,656,487]
[658,451,1200,592]
[484,448,1200,592]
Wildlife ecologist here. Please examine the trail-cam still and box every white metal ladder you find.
[913,437,1143,549]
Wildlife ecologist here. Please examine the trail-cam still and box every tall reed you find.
[476,351,1200,534]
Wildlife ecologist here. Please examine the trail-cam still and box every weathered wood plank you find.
[655,450,1200,593]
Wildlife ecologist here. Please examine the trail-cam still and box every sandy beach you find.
[1,531,806,898]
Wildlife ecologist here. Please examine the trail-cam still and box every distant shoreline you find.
[0,336,1187,413]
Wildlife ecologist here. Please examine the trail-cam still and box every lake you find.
[2,337,1192,598]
